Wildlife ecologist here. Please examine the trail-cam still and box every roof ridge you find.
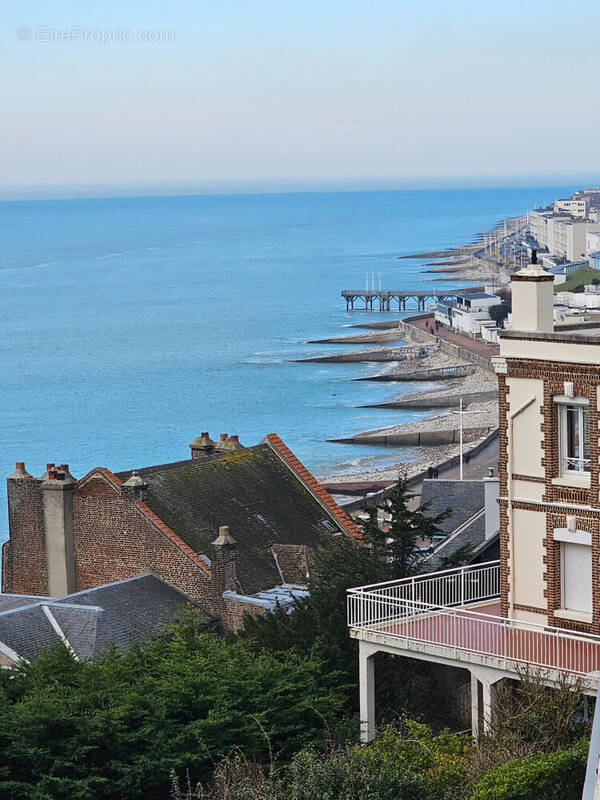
[41,605,78,659]
[54,573,155,599]
[115,443,266,478]
[264,433,362,540]
[49,601,104,612]
[77,466,123,488]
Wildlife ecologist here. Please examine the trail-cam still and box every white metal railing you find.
[347,561,600,677]
[348,561,500,621]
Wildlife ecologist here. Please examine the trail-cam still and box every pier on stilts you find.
[341,289,461,312]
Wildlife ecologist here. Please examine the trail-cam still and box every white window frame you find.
[555,396,590,476]
[560,540,592,616]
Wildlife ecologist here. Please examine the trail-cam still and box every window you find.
[561,542,592,613]
[558,403,590,474]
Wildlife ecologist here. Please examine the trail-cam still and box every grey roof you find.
[457,292,498,300]
[425,511,487,569]
[420,479,485,537]
[419,479,493,569]
[0,593,52,613]
[57,573,199,654]
[0,604,63,662]
[0,573,207,664]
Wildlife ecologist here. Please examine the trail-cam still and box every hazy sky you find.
[2,0,600,193]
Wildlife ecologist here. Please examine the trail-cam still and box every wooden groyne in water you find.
[329,425,493,447]
[355,364,474,382]
[361,389,498,408]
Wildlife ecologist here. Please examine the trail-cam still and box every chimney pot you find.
[46,463,55,471]
[8,461,33,479]
[220,434,228,441]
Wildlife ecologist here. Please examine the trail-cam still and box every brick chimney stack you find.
[189,432,216,459]
[121,470,149,501]
[211,525,237,594]
[42,463,76,596]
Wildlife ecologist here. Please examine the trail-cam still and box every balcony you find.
[347,561,600,683]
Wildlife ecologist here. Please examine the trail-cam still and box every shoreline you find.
[311,214,516,487]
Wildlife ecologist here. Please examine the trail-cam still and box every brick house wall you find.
[3,477,47,596]
[498,352,600,634]
[2,469,266,631]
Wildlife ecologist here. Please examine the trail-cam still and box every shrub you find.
[469,739,588,800]
[0,629,345,800]
[286,746,438,800]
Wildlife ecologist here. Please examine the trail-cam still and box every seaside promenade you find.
[409,316,500,360]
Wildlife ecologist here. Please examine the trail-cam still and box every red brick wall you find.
[72,475,213,602]
[2,478,47,596]
[499,354,600,631]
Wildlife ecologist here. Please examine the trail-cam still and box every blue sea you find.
[0,185,576,543]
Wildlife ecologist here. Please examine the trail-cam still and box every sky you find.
[2,0,600,195]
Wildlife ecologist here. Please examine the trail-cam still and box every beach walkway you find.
[410,316,500,359]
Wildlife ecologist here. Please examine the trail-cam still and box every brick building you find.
[348,256,600,741]
[3,433,360,630]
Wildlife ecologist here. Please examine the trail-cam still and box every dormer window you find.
[558,402,590,475]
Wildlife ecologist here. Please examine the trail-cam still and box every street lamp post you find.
[451,398,488,480]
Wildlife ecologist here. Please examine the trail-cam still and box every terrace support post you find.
[470,667,502,739]
[359,641,376,743]
[470,673,480,740]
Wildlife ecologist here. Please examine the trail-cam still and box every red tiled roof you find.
[265,433,362,540]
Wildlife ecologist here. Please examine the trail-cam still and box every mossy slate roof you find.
[118,442,347,595]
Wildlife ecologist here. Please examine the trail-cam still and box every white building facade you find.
[350,263,600,742]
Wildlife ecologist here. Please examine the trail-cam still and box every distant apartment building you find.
[554,198,590,218]
[528,208,553,249]
[529,209,599,261]
[587,230,600,263]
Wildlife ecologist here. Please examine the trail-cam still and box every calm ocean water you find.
[0,186,575,542]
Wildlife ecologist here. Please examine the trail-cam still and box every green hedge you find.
[470,739,588,800]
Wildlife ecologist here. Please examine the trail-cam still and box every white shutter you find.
[562,543,592,613]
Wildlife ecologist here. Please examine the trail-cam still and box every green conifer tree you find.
[361,475,452,579]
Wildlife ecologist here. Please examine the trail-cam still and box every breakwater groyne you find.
[330,425,493,447]
[355,364,474,382]
[362,389,497,409]
[294,342,438,364]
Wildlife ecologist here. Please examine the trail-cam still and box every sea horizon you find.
[1,173,598,202]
